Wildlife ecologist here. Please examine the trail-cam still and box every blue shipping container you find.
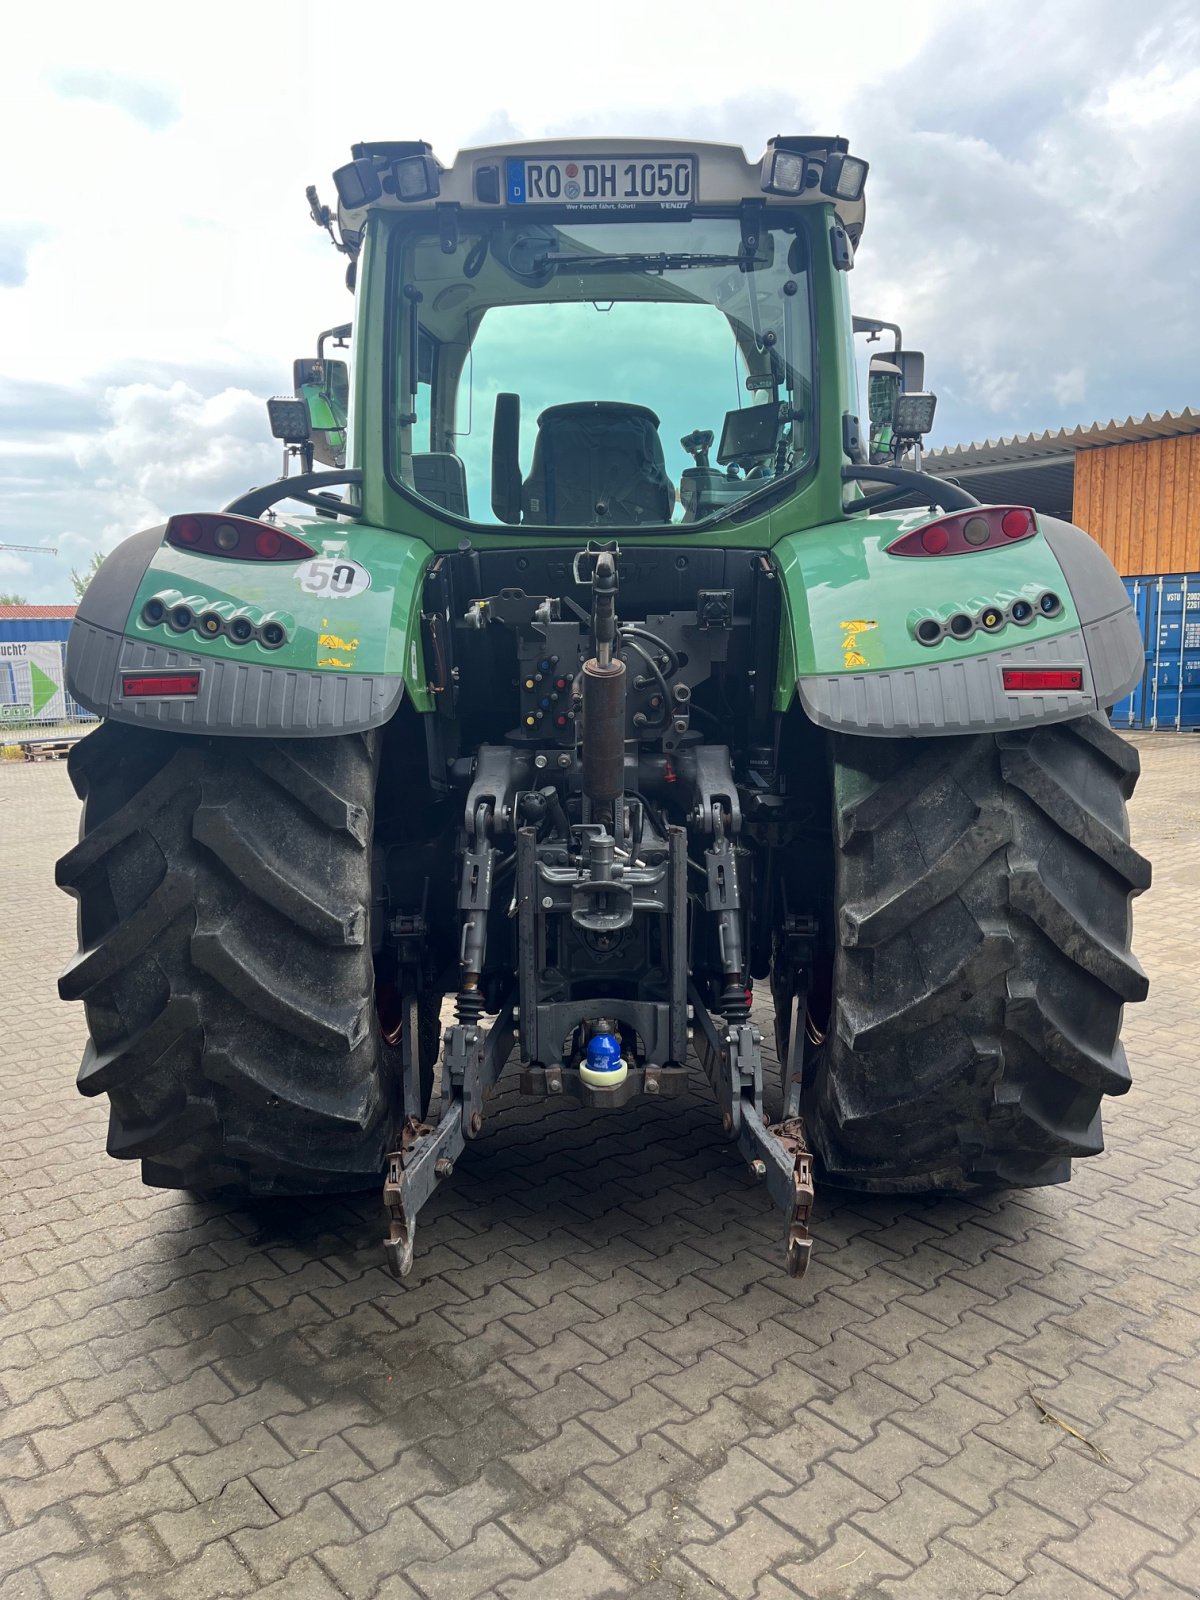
[1109,573,1200,731]
[0,618,74,645]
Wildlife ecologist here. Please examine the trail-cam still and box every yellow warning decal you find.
[839,618,878,669]
[318,632,359,652]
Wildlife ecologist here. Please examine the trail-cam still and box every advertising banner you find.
[0,639,67,724]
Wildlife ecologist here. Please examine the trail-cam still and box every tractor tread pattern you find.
[58,723,389,1196]
[192,798,366,946]
[806,715,1149,1193]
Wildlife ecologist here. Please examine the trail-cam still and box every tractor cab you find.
[282,137,879,540]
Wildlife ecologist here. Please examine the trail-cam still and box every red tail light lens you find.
[1001,508,1031,539]
[887,506,1036,557]
[165,514,314,562]
[122,673,201,697]
[1002,668,1083,692]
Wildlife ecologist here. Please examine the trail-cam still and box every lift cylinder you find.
[581,657,626,806]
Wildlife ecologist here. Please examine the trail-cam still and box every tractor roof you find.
[333,136,867,245]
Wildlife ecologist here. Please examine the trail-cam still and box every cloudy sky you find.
[2,0,1197,601]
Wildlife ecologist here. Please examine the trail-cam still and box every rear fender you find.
[773,509,1142,736]
[66,518,433,735]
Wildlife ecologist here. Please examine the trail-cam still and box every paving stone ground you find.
[1,733,1198,1600]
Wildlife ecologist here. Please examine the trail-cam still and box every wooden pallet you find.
[21,740,77,762]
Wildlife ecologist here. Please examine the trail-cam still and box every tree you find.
[70,551,106,600]
[0,591,29,606]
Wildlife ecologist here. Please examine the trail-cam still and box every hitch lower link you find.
[382,996,515,1278]
[690,984,817,1278]
[687,760,816,1276]
[385,785,514,1278]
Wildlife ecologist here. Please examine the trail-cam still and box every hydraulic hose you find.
[621,634,671,730]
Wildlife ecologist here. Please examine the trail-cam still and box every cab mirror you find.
[892,350,925,392]
[867,356,901,427]
[293,356,350,468]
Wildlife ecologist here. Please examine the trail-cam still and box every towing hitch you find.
[383,982,815,1280]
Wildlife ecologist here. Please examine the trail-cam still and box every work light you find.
[393,154,440,201]
[267,397,311,444]
[892,392,937,438]
[760,149,808,195]
[820,152,869,202]
[333,158,382,210]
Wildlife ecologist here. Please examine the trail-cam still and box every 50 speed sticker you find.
[294,558,371,598]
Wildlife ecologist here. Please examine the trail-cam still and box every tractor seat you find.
[522,401,673,526]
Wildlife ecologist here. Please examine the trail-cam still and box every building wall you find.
[1073,434,1200,576]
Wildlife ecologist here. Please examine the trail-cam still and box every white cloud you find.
[51,68,179,130]
[0,228,38,289]
[75,380,281,541]
[0,553,33,583]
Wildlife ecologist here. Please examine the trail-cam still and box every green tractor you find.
[57,137,1149,1277]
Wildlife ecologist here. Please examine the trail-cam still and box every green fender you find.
[65,517,436,735]
[772,509,1143,736]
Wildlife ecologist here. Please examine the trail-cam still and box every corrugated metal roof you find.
[935,460,1077,520]
[0,605,76,620]
[925,407,1200,474]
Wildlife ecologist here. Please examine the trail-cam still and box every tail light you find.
[165,514,315,561]
[1002,668,1082,692]
[887,506,1035,557]
[122,673,201,697]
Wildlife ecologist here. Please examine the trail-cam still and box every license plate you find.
[505,155,696,207]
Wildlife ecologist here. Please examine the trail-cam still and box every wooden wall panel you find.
[1128,442,1147,577]
[1081,448,1102,555]
[1116,441,1133,576]
[1074,449,1097,544]
[1072,435,1200,575]
[1159,439,1177,574]
[1174,436,1196,572]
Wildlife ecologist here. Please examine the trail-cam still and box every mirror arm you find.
[317,322,352,361]
[852,315,902,351]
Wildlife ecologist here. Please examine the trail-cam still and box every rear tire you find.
[798,715,1150,1192]
[57,722,395,1196]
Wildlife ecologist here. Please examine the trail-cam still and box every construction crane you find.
[0,543,57,555]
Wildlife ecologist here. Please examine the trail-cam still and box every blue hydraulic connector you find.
[580,1021,628,1087]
